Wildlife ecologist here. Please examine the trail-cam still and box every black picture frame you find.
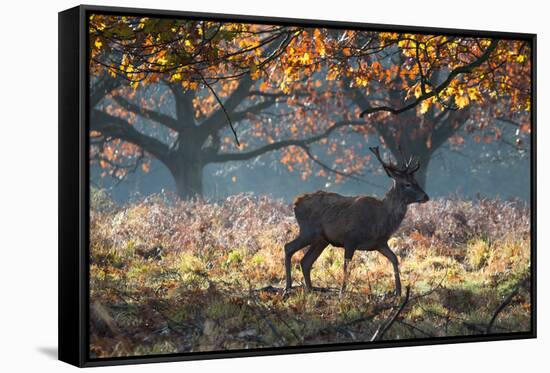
[59,4,537,367]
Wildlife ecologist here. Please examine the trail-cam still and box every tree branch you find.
[198,73,241,146]
[112,95,180,132]
[201,75,255,131]
[359,40,498,117]
[230,99,279,123]
[91,109,171,163]
[370,286,411,341]
[486,277,529,334]
[208,120,369,163]
[90,76,121,108]
[301,145,384,189]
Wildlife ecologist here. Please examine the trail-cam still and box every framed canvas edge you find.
[58,4,537,368]
[59,5,86,367]
[82,332,535,367]
[79,3,536,39]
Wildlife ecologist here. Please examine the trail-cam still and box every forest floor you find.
[89,191,532,358]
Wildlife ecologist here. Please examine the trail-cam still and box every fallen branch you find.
[396,319,434,338]
[302,300,394,342]
[244,292,287,346]
[486,277,529,334]
[371,286,411,341]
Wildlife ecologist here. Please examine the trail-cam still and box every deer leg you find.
[300,239,328,292]
[377,244,402,297]
[284,236,310,295]
[339,247,355,299]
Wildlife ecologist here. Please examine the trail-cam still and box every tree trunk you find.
[414,154,431,190]
[169,156,204,199]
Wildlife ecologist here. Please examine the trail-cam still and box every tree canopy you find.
[89,14,532,198]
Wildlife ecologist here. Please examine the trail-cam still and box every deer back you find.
[293,191,405,249]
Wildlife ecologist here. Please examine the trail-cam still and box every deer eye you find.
[404,182,412,188]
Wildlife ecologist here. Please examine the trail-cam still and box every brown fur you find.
[293,190,407,249]
[283,150,429,297]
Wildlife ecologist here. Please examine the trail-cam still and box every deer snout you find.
[419,193,430,203]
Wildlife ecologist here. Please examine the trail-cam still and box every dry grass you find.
[89,190,531,358]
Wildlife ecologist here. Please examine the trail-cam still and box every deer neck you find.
[381,186,408,234]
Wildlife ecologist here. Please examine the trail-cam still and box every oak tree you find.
[89,15,531,198]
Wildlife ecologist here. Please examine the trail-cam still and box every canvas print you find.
[88,13,532,358]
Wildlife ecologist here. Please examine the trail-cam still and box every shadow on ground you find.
[37,346,57,360]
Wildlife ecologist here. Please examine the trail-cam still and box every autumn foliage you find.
[89,15,531,197]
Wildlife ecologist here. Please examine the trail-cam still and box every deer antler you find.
[396,145,421,174]
[397,145,407,170]
[369,146,398,177]
[405,157,420,174]
[370,146,421,175]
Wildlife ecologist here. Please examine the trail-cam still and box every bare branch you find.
[198,73,241,146]
[201,75,255,133]
[370,286,411,341]
[486,277,529,334]
[112,95,180,131]
[209,120,369,163]
[301,145,384,189]
[90,75,122,108]
[230,99,279,122]
[91,109,171,163]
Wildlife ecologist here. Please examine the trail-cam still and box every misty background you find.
[91,128,530,204]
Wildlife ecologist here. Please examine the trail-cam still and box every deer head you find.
[369,146,429,204]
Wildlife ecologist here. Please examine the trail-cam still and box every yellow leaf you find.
[467,87,481,101]
[419,99,431,114]
[413,84,422,99]
[170,72,182,82]
[157,56,168,65]
[327,67,339,81]
[455,95,470,109]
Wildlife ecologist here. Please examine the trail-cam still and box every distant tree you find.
[89,15,531,198]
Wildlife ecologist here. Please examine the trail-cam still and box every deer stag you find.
[283,146,429,299]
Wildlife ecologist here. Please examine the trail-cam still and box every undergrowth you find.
[89,191,531,358]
